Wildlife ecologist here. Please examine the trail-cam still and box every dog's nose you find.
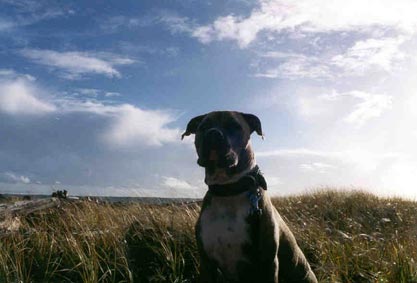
[204,128,224,148]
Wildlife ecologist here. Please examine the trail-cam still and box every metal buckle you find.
[247,188,262,216]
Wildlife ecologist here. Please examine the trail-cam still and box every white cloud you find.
[162,176,196,190]
[101,12,195,37]
[192,26,214,44]
[192,0,417,48]
[192,14,259,48]
[99,16,142,32]
[102,104,180,147]
[158,13,194,34]
[73,88,121,98]
[300,162,336,173]
[257,148,341,158]
[20,175,30,184]
[76,88,100,97]
[105,91,121,97]
[331,36,407,74]
[342,91,393,126]
[56,98,181,147]
[0,69,18,77]
[254,53,331,79]
[319,90,393,127]
[293,88,392,127]
[20,49,135,79]
[254,35,408,79]
[0,69,35,81]
[192,14,260,48]
[52,99,181,147]
[0,172,31,184]
[258,148,402,173]
[0,19,15,31]
[257,147,400,163]
[0,70,180,147]
[0,77,56,115]
[250,44,417,196]
[0,1,70,32]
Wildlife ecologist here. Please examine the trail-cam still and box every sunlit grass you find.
[1,190,417,282]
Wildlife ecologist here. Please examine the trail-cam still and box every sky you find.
[1,0,417,198]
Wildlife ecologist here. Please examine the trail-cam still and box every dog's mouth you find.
[197,149,238,169]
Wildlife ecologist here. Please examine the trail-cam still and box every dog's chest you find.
[199,193,251,277]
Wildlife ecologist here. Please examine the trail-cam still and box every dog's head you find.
[182,111,263,173]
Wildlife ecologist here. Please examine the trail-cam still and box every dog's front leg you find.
[258,203,280,282]
[198,254,218,283]
[196,218,218,283]
[259,255,279,283]
[277,221,318,283]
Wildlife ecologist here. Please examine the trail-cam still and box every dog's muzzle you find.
[197,128,237,168]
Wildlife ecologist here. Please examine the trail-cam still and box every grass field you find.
[1,190,417,282]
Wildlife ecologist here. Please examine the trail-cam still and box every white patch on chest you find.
[200,192,251,278]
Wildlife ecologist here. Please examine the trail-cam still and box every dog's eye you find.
[226,122,241,131]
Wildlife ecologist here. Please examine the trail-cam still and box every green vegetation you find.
[0,190,417,282]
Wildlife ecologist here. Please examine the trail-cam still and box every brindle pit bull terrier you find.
[182,111,318,283]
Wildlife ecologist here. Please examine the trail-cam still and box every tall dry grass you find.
[0,190,416,282]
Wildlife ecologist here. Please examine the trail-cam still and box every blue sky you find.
[2,0,417,198]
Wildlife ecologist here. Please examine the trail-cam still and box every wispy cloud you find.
[331,36,407,75]
[192,14,258,48]
[58,99,181,147]
[258,148,402,173]
[257,148,341,158]
[299,162,336,173]
[76,88,100,97]
[104,91,121,97]
[158,12,194,34]
[102,105,180,147]
[0,68,35,81]
[253,35,408,80]
[72,88,121,98]
[20,49,135,79]
[101,12,195,36]
[254,52,331,79]
[320,90,393,127]
[0,74,56,115]
[0,70,180,147]
[0,172,31,184]
[0,18,15,31]
[99,16,142,32]
[162,176,196,190]
[0,0,70,32]
[191,0,417,48]
[257,148,400,161]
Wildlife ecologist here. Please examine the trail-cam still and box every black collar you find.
[208,165,267,197]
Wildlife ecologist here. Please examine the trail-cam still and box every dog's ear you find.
[241,113,263,138]
[181,114,207,140]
